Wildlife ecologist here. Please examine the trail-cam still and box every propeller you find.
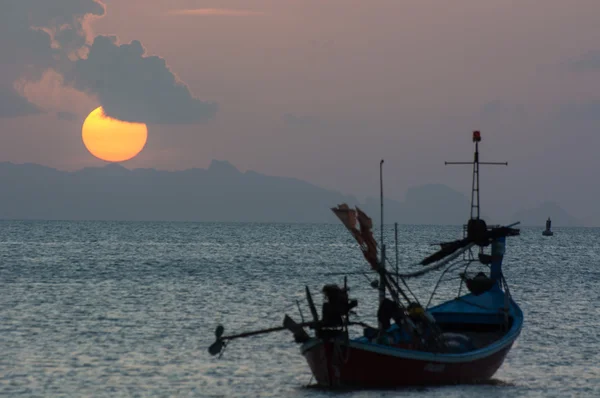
[208,325,226,356]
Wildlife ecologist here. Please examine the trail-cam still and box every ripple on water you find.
[1,221,600,396]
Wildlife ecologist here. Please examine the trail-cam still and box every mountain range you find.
[512,202,581,227]
[0,160,580,226]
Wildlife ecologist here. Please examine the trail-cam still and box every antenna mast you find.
[379,159,386,304]
[445,131,507,220]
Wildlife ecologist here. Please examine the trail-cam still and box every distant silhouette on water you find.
[543,217,554,236]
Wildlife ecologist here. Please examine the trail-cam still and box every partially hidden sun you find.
[82,107,148,162]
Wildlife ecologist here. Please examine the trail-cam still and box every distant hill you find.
[0,161,577,225]
[0,160,358,223]
[363,184,472,225]
[512,202,581,227]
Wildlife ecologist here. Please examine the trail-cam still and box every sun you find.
[82,107,148,162]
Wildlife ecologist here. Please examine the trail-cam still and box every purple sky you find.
[2,0,600,223]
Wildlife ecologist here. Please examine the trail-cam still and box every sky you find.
[2,0,600,224]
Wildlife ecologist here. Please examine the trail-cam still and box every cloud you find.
[0,1,105,75]
[15,69,97,117]
[167,9,265,17]
[0,1,217,124]
[570,51,600,71]
[0,86,42,118]
[0,0,105,118]
[66,36,218,124]
[24,0,105,28]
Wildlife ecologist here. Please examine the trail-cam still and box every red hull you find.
[301,338,515,387]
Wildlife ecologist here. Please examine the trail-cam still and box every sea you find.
[1,220,599,397]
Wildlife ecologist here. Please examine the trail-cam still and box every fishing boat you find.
[209,131,523,388]
[543,217,554,236]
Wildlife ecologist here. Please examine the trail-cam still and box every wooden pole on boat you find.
[394,222,399,287]
[379,159,386,304]
[380,159,384,249]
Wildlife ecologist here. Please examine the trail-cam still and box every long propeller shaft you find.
[219,321,316,342]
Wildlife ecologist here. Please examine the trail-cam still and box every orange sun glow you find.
[82,107,148,162]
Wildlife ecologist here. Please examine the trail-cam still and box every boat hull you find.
[301,334,517,387]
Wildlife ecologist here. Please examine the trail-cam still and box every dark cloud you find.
[0,4,54,81]
[37,0,105,56]
[0,1,104,118]
[0,1,217,124]
[67,36,217,124]
[0,87,42,118]
[570,51,600,71]
[22,0,105,28]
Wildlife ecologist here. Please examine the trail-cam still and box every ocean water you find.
[1,220,599,397]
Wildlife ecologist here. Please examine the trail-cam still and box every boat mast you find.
[473,138,480,219]
[445,131,507,221]
[379,159,386,304]
[394,222,399,287]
